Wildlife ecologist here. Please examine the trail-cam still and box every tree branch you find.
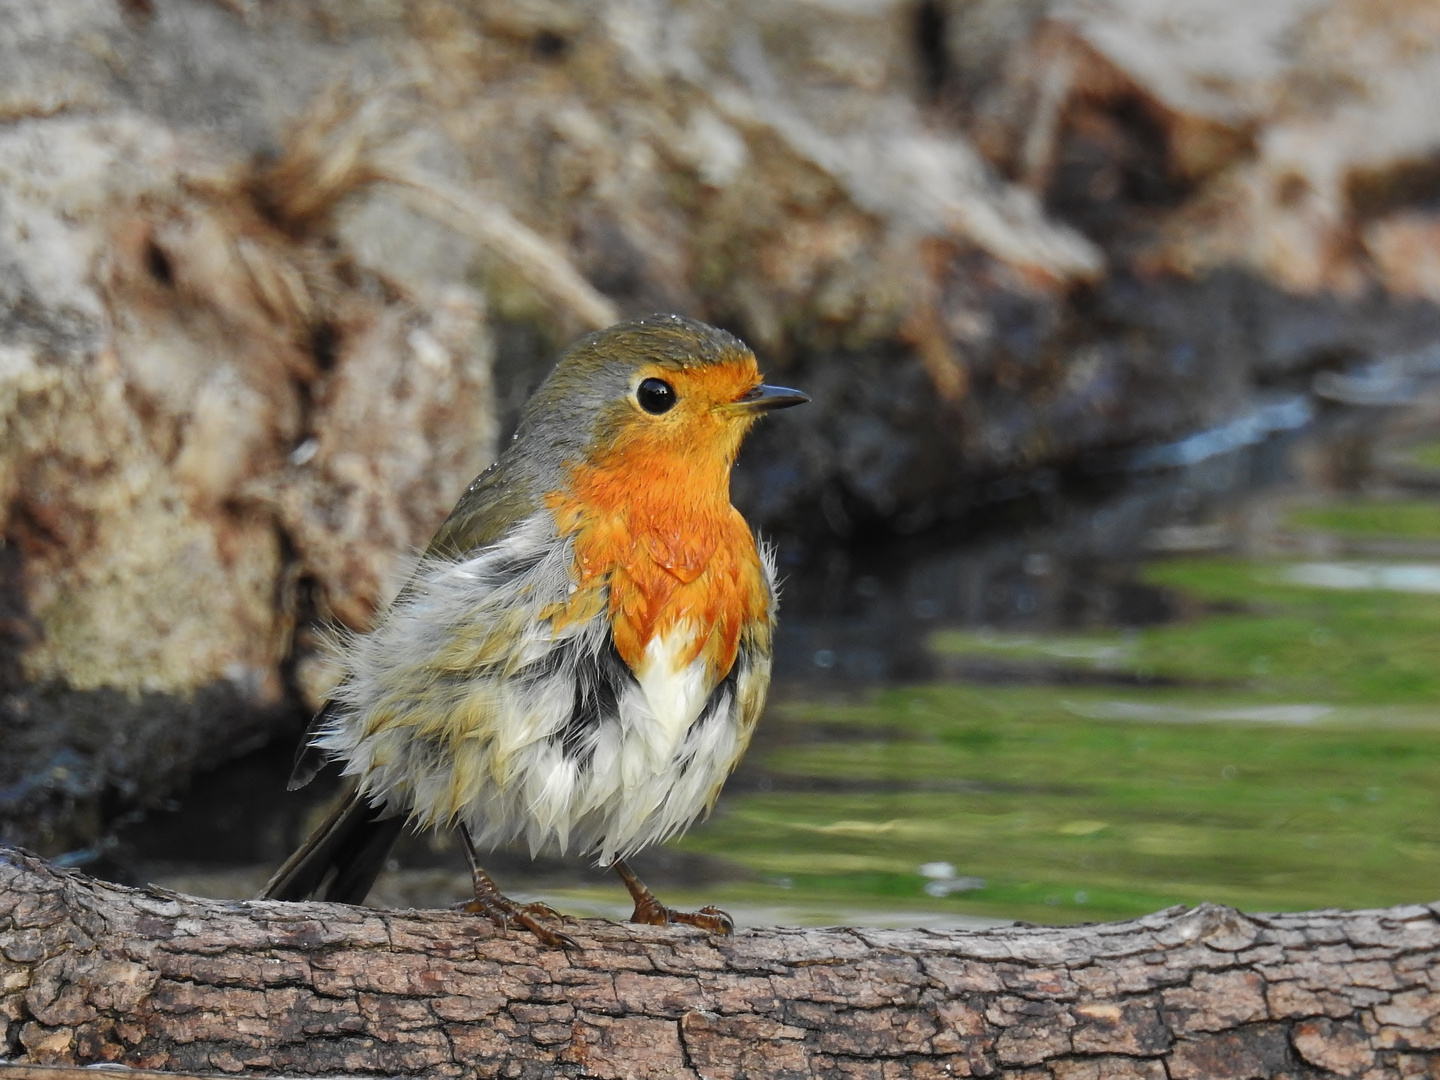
[1,847,1437,1079]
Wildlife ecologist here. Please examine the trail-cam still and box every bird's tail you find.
[260,787,405,904]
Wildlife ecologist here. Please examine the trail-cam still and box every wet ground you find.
[104,387,1440,928]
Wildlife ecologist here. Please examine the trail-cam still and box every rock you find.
[0,4,502,853]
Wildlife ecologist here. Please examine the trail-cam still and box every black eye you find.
[636,377,676,414]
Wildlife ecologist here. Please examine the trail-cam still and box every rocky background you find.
[4,0,1440,860]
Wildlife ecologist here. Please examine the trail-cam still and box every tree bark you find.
[2,849,1438,1079]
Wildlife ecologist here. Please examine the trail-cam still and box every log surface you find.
[2,848,1438,1079]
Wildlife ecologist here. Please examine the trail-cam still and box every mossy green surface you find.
[684,684,1440,924]
[681,507,1440,925]
[1139,559,1440,702]
[1401,441,1440,471]
[1286,499,1440,539]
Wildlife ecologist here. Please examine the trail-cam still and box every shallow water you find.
[114,401,1440,926]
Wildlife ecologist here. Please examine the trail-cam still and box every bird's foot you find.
[627,896,735,935]
[454,825,578,949]
[454,893,579,950]
[612,857,733,935]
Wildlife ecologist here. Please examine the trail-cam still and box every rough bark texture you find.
[2,849,1438,1079]
[0,1067,209,1080]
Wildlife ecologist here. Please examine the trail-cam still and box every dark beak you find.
[736,383,810,411]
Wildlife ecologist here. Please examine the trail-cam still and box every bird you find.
[261,313,808,946]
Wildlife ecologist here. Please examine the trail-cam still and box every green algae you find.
[1286,499,1440,539]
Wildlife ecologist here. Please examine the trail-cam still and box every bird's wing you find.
[308,512,599,819]
[424,457,541,560]
[286,455,539,791]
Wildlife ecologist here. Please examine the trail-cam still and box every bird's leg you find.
[453,824,578,950]
[612,859,734,935]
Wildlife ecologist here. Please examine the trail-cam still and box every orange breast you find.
[545,447,770,682]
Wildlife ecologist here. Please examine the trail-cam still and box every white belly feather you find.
[633,623,711,761]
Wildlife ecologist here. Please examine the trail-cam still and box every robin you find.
[262,313,807,946]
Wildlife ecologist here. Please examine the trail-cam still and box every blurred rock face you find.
[0,4,502,851]
[3,0,1440,852]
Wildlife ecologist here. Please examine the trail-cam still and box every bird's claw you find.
[628,900,734,935]
[513,909,581,950]
[669,905,735,935]
[454,896,580,950]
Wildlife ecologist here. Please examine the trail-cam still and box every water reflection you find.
[1062,701,1333,725]
[771,418,1297,687]
[1282,562,1440,593]
[1126,394,1312,471]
